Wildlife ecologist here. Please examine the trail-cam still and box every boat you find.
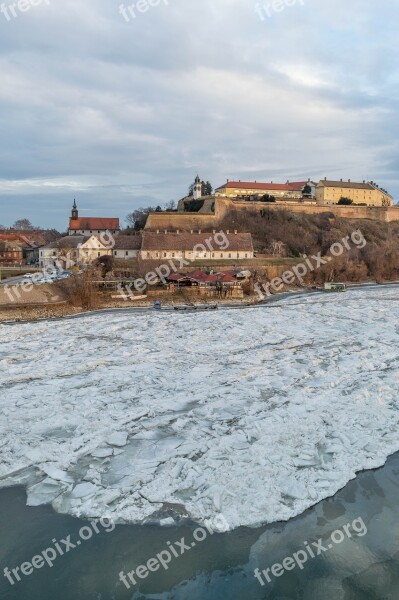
[324,282,347,292]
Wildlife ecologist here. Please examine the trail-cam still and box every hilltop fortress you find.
[145,177,399,231]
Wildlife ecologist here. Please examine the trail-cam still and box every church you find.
[68,200,120,237]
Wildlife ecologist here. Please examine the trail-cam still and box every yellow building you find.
[316,179,393,206]
[215,180,315,200]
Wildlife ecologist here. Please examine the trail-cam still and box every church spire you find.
[71,198,78,220]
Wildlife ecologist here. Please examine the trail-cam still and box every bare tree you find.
[13,218,35,230]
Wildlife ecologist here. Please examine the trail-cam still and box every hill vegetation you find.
[219,208,399,283]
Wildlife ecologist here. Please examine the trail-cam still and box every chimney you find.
[226,230,229,234]
[234,230,238,234]
[164,230,168,234]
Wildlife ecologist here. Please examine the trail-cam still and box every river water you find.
[1,451,399,599]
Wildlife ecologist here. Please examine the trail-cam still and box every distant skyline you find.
[0,0,398,230]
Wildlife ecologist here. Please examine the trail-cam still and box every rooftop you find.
[69,217,120,231]
[114,235,142,250]
[216,181,312,192]
[142,232,254,252]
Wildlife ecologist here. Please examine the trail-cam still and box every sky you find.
[0,0,398,231]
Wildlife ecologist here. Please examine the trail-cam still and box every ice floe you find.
[1,287,399,529]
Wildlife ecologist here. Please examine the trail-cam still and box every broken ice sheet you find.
[1,288,399,528]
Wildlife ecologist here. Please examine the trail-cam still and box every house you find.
[140,231,254,261]
[215,180,316,200]
[39,235,112,269]
[68,200,120,236]
[316,179,393,206]
[112,235,142,260]
[0,234,36,265]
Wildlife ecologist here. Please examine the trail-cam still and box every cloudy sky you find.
[0,0,398,230]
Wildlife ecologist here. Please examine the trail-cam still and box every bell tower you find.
[193,175,202,200]
[71,198,78,220]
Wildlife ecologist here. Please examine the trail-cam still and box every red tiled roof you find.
[217,181,310,192]
[166,273,191,282]
[69,217,120,230]
[0,234,36,247]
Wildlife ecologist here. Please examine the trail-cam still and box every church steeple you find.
[193,175,202,200]
[71,198,78,220]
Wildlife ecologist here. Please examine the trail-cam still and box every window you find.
[228,253,232,258]
[98,252,101,257]
[164,253,167,258]
[147,252,150,258]
[126,251,129,256]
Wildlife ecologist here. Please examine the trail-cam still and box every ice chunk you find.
[70,482,98,499]
[27,478,66,506]
[106,432,128,447]
[91,448,114,458]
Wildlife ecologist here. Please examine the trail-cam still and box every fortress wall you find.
[145,211,218,231]
[225,199,399,222]
[145,199,399,231]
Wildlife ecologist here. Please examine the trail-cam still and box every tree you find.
[126,208,154,231]
[302,184,312,197]
[268,240,287,256]
[95,255,114,278]
[164,200,177,211]
[338,197,353,205]
[13,218,34,230]
[203,181,213,196]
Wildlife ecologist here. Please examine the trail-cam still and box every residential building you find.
[316,179,393,206]
[0,234,36,265]
[140,231,254,261]
[39,235,112,269]
[113,235,142,260]
[68,200,120,236]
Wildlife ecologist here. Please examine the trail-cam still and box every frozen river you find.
[1,285,399,532]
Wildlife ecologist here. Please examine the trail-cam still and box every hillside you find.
[219,208,399,283]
